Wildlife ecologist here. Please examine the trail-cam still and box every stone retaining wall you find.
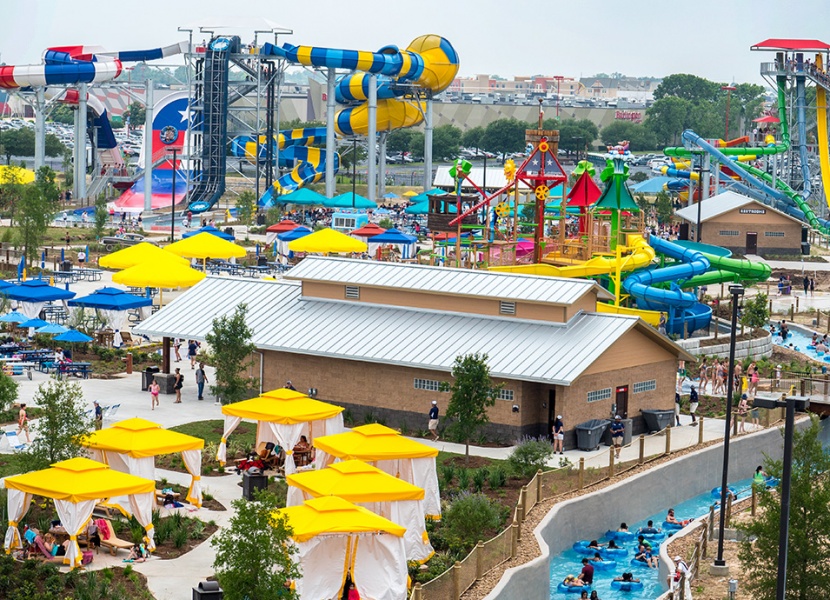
[677,329,772,359]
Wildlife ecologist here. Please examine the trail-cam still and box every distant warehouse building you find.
[675,191,806,257]
[135,258,691,446]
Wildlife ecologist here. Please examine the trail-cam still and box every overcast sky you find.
[4,0,830,86]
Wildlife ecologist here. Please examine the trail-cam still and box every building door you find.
[548,389,557,440]
[746,232,758,254]
[615,386,629,419]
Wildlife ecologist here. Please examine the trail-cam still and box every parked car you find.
[101,232,154,251]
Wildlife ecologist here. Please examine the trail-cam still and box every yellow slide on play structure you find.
[815,55,830,212]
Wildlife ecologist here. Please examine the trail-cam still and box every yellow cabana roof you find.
[286,460,424,503]
[82,417,204,458]
[99,242,189,270]
[260,388,309,401]
[0,165,35,185]
[222,392,344,424]
[4,457,155,503]
[164,232,247,260]
[112,261,206,288]
[313,424,438,461]
[276,496,406,542]
[287,228,368,254]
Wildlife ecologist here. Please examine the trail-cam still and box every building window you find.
[764,231,785,237]
[718,230,740,236]
[498,389,514,401]
[633,379,657,394]
[414,378,445,392]
[587,388,612,403]
[345,286,360,299]
[499,301,516,315]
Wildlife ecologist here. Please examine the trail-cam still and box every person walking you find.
[688,385,699,425]
[187,340,199,369]
[610,415,625,459]
[17,404,30,443]
[803,275,810,296]
[737,394,749,433]
[810,277,816,297]
[675,392,682,426]
[93,401,103,430]
[149,378,160,410]
[428,401,439,441]
[174,339,182,362]
[195,362,208,401]
[173,368,183,403]
[552,415,564,454]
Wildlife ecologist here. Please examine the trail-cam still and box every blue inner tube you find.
[639,531,665,541]
[589,559,616,571]
[557,583,591,594]
[711,486,737,499]
[572,541,602,556]
[662,520,683,530]
[612,580,644,592]
[600,547,628,559]
[630,558,655,568]
[605,530,637,542]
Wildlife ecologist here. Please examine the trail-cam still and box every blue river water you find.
[549,477,756,599]
[767,323,830,364]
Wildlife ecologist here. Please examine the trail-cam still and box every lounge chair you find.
[5,431,29,452]
[104,404,120,420]
[98,519,134,556]
[120,331,138,347]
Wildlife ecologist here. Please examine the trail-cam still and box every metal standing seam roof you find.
[133,277,640,385]
[285,256,614,304]
[674,190,803,225]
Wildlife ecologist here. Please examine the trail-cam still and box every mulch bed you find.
[151,523,219,560]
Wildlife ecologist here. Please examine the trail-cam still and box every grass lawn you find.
[169,419,256,448]
[0,453,29,479]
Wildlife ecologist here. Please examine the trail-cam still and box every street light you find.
[752,393,809,600]
[714,283,744,571]
[722,84,737,140]
[553,75,565,118]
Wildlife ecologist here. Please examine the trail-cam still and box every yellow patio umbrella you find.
[287,227,368,254]
[402,190,418,197]
[164,232,247,260]
[112,261,205,307]
[99,242,189,270]
[4,457,156,566]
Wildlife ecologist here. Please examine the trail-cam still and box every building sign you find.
[739,208,766,215]
[615,110,642,123]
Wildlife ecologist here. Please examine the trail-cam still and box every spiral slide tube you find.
[814,54,830,212]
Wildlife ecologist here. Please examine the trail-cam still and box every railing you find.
[411,416,777,600]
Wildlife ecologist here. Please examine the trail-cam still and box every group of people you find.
[148,362,210,409]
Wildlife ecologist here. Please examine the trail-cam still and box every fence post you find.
[751,485,757,516]
[679,574,687,600]
[790,304,794,320]
[475,540,484,580]
[665,425,672,455]
[708,505,715,540]
[516,501,524,535]
[698,417,704,445]
[452,561,461,600]
[536,469,543,503]
[764,408,771,428]
[796,296,799,313]
[412,583,422,600]
[732,410,738,436]
[608,449,615,478]
[726,494,733,524]
[510,519,519,557]
[578,458,584,490]
[520,486,528,522]
[638,434,645,464]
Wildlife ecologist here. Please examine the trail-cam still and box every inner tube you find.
[612,580,644,592]
[662,521,683,530]
[639,531,665,541]
[589,559,617,571]
[572,541,602,556]
[600,547,628,559]
[630,558,655,568]
[711,486,737,499]
[605,530,637,542]
[557,583,591,594]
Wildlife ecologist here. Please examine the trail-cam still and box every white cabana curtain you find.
[353,533,408,600]
[217,416,242,465]
[4,489,32,553]
[286,485,308,508]
[128,492,156,551]
[96,308,127,331]
[17,301,45,319]
[411,458,441,520]
[295,535,350,600]
[360,500,432,563]
[103,452,154,517]
[54,499,96,568]
[266,422,304,475]
[181,449,203,507]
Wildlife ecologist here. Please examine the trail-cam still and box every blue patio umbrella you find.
[54,329,94,343]
[37,323,69,335]
[0,311,28,323]
[68,286,152,310]
[368,228,418,245]
[404,202,430,215]
[19,318,49,329]
[182,225,235,241]
[276,188,327,206]
[277,226,312,242]
[2,279,75,302]
[410,188,448,203]
[382,192,397,200]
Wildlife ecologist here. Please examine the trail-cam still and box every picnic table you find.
[52,270,78,283]
[75,268,103,282]
[243,265,272,278]
[56,362,92,380]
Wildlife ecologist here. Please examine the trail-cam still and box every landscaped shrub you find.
[456,467,470,490]
[488,466,507,490]
[507,436,555,479]
[441,492,509,553]
[440,464,456,489]
[472,468,488,493]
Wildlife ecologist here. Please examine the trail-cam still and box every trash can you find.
[257,255,268,266]
[603,418,633,447]
[575,419,610,451]
[641,409,675,433]
[60,260,73,272]
[224,227,235,238]
[192,580,223,600]
[142,366,160,391]
[242,470,268,500]
[256,213,265,225]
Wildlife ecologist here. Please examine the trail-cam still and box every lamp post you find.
[168,148,178,242]
[554,75,565,118]
[722,84,736,141]
[714,283,744,572]
[351,138,357,208]
[752,393,809,600]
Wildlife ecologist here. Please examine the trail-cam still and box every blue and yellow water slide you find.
[233,35,458,206]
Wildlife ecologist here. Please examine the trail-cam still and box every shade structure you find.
[266,220,299,246]
[18,318,49,329]
[164,232,247,261]
[218,389,345,475]
[277,187,327,206]
[402,190,418,197]
[368,228,418,259]
[277,496,407,600]
[410,188,448,203]
[3,279,75,302]
[99,242,189,270]
[53,329,94,343]
[4,457,156,567]
[567,172,602,207]
[753,114,780,124]
[82,417,204,507]
[314,424,440,519]
[287,460,432,562]
[0,311,27,323]
[288,228,368,254]
[36,323,69,335]
[276,226,312,242]
[112,262,206,289]
[382,192,398,199]
[404,201,429,215]
[69,287,153,311]
[182,225,235,241]
[349,222,387,239]
[328,192,378,209]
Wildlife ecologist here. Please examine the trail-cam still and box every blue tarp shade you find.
[37,323,68,335]
[276,188,327,206]
[19,318,49,329]
[277,226,312,242]
[68,286,153,310]
[410,188,448,203]
[631,176,678,194]
[3,279,76,302]
[0,311,27,323]
[404,202,429,215]
[183,225,235,241]
[328,193,377,209]
[54,329,94,343]
[368,228,418,244]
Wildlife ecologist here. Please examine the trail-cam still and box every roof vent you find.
[499,301,516,315]
[345,285,360,299]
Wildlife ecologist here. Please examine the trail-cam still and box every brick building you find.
[675,190,805,256]
[136,258,691,446]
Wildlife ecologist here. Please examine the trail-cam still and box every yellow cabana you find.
[164,232,247,260]
[287,228,368,254]
[112,261,205,306]
[218,389,345,474]
[286,460,432,562]
[82,418,205,507]
[277,496,407,600]
[4,457,155,567]
[99,242,189,270]
[314,424,441,520]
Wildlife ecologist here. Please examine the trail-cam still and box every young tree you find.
[738,417,830,599]
[93,195,109,239]
[124,101,146,127]
[16,172,58,267]
[481,118,528,162]
[0,371,18,413]
[386,129,414,155]
[212,490,300,600]
[21,380,91,471]
[443,353,502,464]
[235,190,256,226]
[655,191,673,225]
[740,292,769,330]
[432,124,463,161]
[461,126,485,152]
[206,304,258,405]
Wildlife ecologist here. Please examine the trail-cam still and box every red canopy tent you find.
[350,222,387,241]
[266,220,300,245]
[751,39,830,52]
[753,115,780,124]
[566,172,602,234]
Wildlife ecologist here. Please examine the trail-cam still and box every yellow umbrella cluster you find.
[165,232,247,260]
[99,243,188,270]
[288,228,367,254]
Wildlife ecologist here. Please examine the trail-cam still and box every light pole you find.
[714,283,744,572]
[351,138,357,207]
[554,76,564,118]
[722,84,736,141]
[168,148,178,242]
[752,393,809,600]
